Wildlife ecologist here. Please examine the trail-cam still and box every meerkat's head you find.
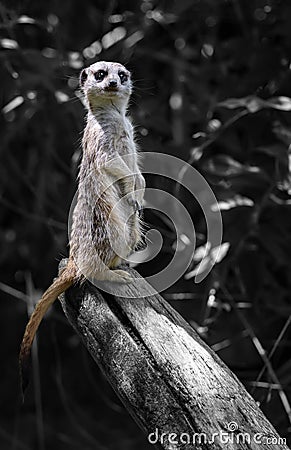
[80,61,132,111]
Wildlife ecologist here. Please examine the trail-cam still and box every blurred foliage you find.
[1,0,291,448]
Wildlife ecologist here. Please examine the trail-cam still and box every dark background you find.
[1,0,291,448]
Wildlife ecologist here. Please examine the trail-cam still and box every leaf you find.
[190,146,203,162]
[0,38,18,49]
[55,91,70,103]
[2,96,24,114]
[101,27,126,49]
[218,95,291,113]
[17,15,36,24]
[124,31,144,48]
[266,96,291,111]
[193,242,211,262]
[211,195,254,212]
[211,242,230,263]
[184,256,211,279]
[185,242,230,279]
[202,155,260,177]
[244,97,266,113]
[218,96,265,112]
[217,98,247,109]
[148,10,177,24]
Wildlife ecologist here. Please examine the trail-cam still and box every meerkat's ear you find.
[79,68,88,87]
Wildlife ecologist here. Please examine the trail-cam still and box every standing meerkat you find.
[20,61,145,393]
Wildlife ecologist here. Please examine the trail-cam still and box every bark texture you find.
[59,261,289,450]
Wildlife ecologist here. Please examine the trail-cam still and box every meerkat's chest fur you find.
[82,109,136,173]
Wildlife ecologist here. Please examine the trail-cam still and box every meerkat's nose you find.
[108,79,118,88]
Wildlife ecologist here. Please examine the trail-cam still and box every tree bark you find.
[59,262,289,450]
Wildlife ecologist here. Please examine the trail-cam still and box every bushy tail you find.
[19,260,76,397]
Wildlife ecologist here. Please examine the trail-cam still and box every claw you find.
[127,197,141,213]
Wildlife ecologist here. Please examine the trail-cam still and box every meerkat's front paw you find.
[127,196,141,213]
[112,269,133,283]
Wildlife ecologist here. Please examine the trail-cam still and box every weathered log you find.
[60,261,289,450]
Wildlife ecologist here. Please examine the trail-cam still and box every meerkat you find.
[19,61,145,394]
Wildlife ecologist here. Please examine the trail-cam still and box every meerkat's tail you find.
[19,259,77,398]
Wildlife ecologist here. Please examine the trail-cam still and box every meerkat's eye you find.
[95,70,107,82]
[118,71,128,83]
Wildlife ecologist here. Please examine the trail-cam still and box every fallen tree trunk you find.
[60,262,289,450]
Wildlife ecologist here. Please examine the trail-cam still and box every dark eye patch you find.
[95,70,107,82]
[118,71,128,83]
